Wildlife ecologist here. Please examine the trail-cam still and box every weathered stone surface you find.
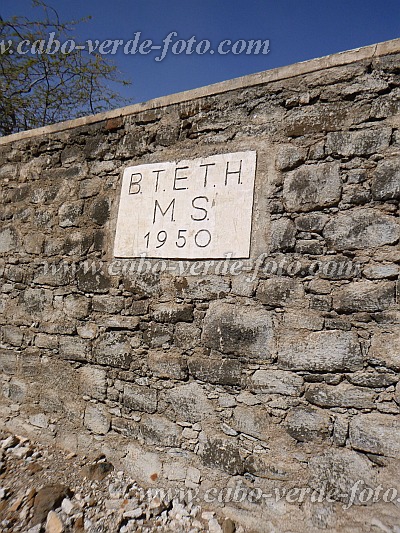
[0,227,18,253]
[346,370,398,388]
[278,330,362,372]
[283,163,341,212]
[295,213,328,232]
[275,144,306,171]
[256,277,304,307]
[269,218,296,252]
[59,336,90,362]
[123,384,157,413]
[188,357,242,385]
[0,348,18,374]
[325,128,391,156]
[285,406,332,442]
[58,201,83,227]
[92,295,125,314]
[349,413,400,458]
[164,382,213,423]
[174,322,201,350]
[372,158,400,201]
[283,309,324,330]
[231,405,272,440]
[152,302,193,323]
[202,301,275,359]
[248,369,303,396]
[305,383,376,409]
[84,403,111,435]
[92,333,132,369]
[147,349,188,380]
[369,330,400,370]
[2,325,24,346]
[63,294,90,319]
[143,322,173,348]
[324,208,399,250]
[199,433,244,475]
[174,276,230,300]
[243,454,302,481]
[78,366,107,400]
[308,448,376,505]
[139,414,181,446]
[332,281,395,312]
[123,443,162,485]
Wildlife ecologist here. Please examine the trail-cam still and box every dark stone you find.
[90,198,110,226]
[188,357,242,385]
[31,484,72,526]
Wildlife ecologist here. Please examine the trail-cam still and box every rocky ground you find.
[0,431,238,533]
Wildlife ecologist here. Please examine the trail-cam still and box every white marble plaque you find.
[113,151,256,258]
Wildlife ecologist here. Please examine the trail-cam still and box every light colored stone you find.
[285,406,332,442]
[83,403,111,435]
[305,382,376,409]
[45,510,64,533]
[324,208,399,250]
[114,152,256,259]
[369,330,400,370]
[283,163,341,212]
[278,330,362,372]
[248,370,303,396]
[165,382,213,423]
[332,281,395,312]
[349,413,400,458]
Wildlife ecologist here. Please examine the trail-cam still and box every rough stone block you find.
[256,277,304,307]
[152,302,194,323]
[0,348,18,374]
[164,382,213,423]
[92,295,125,314]
[147,349,188,380]
[0,226,18,253]
[59,336,90,362]
[372,158,400,200]
[305,382,376,409]
[349,413,400,458]
[79,366,107,400]
[174,322,201,350]
[309,448,376,505]
[275,144,306,171]
[58,201,83,228]
[123,383,157,413]
[295,213,328,232]
[199,434,244,475]
[92,332,132,369]
[324,208,399,250]
[2,325,24,346]
[368,330,400,370]
[63,294,90,319]
[231,405,273,441]
[143,322,173,348]
[174,276,230,300]
[325,127,391,156]
[139,414,181,446]
[283,163,341,212]
[332,281,395,312]
[202,301,275,360]
[84,403,111,435]
[188,357,242,385]
[283,309,324,330]
[285,406,332,442]
[278,330,362,372]
[248,369,303,396]
[269,218,296,252]
[123,443,162,484]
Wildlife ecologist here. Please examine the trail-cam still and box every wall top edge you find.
[1,37,399,146]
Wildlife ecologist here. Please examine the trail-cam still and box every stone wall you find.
[0,40,399,530]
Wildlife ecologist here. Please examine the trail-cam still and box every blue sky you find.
[2,1,399,106]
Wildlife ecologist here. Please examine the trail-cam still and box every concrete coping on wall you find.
[1,37,399,146]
